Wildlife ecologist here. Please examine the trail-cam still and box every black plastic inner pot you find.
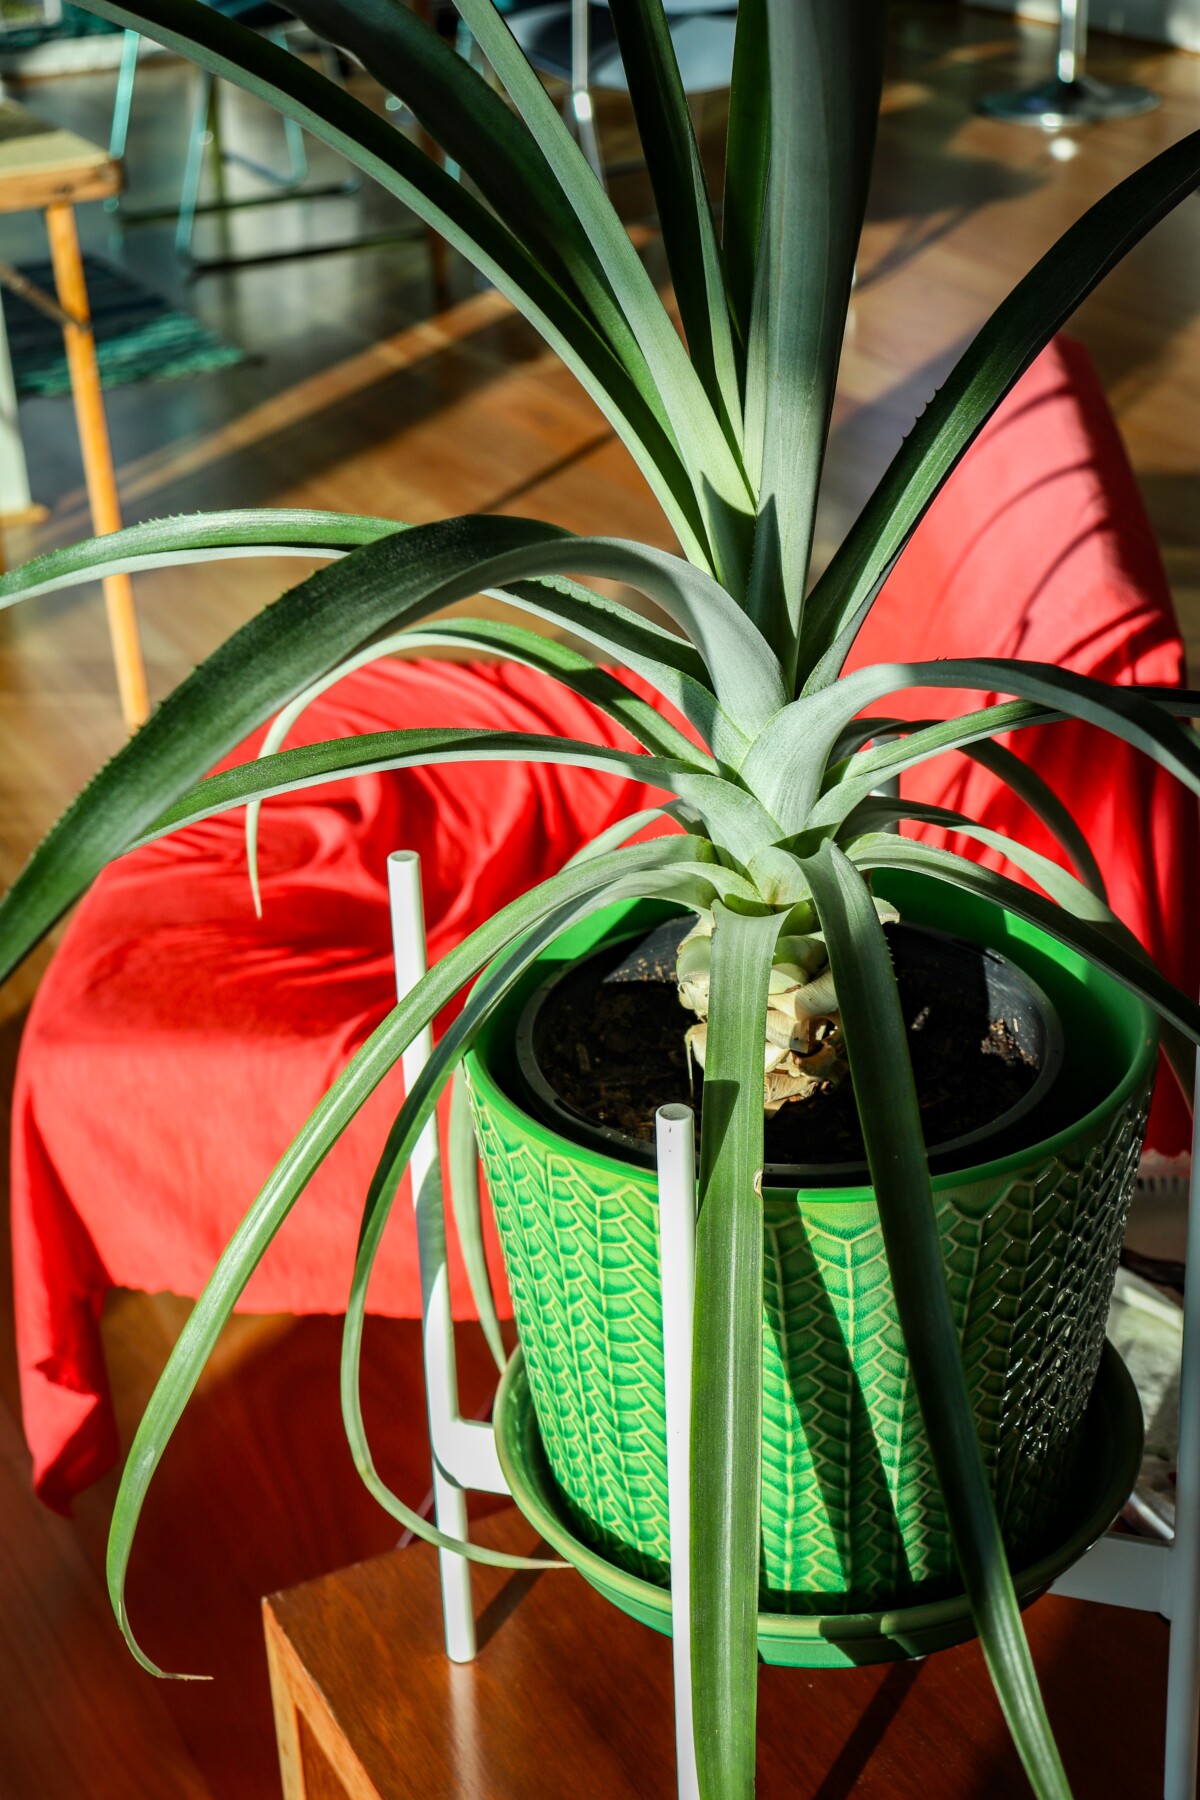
[515,919,1066,1186]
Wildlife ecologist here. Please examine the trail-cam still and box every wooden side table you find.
[264,1505,1178,1798]
[0,99,148,729]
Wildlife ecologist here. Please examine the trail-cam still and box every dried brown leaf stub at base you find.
[675,903,894,1115]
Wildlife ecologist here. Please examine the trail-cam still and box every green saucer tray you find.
[493,1339,1144,1670]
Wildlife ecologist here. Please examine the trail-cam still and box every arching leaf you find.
[800,842,1072,1800]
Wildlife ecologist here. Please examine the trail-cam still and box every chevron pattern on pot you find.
[469,1061,1152,1613]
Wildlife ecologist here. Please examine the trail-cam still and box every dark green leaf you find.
[745,658,1200,832]
[242,619,719,912]
[607,0,742,439]
[801,129,1200,689]
[722,0,769,378]
[106,833,708,1674]
[0,508,399,608]
[0,516,789,986]
[823,717,1105,897]
[341,854,761,1538]
[743,0,889,671]
[74,0,711,560]
[800,842,1071,1800]
[841,795,1113,917]
[691,901,782,1798]
[449,0,755,591]
[846,831,1200,1044]
[136,726,780,866]
[286,0,679,450]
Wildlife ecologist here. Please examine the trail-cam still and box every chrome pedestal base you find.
[976,74,1160,127]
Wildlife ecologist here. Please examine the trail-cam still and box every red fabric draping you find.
[847,335,1198,1154]
[12,660,668,1510]
[13,336,1197,1512]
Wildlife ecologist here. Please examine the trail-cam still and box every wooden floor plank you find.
[0,1395,213,1799]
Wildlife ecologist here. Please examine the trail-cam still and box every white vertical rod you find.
[1164,1047,1200,1799]
[388,850,476,1665]
[657,1103,700,1800]
[1057,0,1086,85]
[0,293,34,518]
[569,0,604,183]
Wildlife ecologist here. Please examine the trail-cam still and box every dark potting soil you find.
[531,927,1041,1168]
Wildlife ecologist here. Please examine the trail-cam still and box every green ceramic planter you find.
[493,1340,1144,1668]
[465,871,1155,1616]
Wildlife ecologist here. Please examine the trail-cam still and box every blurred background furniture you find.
[109,9,348,263]
[458,0,736,182]
[0,98,147,726]
[976,0,1159,125]
[105,1,432,270]
[0,288,41,523]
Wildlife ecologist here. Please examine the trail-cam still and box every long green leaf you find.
[450,0,755,592]
[0,508,403,607]
[820,715,1105,896]
[284,0,685,456]
[464,623,714,781]
[911,739,1105,897]
[504,539,787,734]
[74,0,711,563]
[851,811,1197,1167]
[801,128,1200,689]
[135,727,781,866]
[821,702,1058,777]
[5,518,779,736]
[563,804,692,864]
[841,796,1116,920]
[744,659,1200,832]
[810,692,1200,830]
[742,0,889,670]
[243,618,715,913]
[822,685,1200,810]
[341,860,764,1533]
[105,832,706,1674]
[691,901,782,1799]
[0,516,784,985]
[801,842,1071,1800]
[448,1065,507,1373]
[722,0,769,380]
[606,0,742,439]
[0,514,742,754]
[846,831,1200,1043]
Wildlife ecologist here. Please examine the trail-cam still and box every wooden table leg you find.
[264,1604,311,1800]
[264,1597,374,1800]
[44,200,149,731]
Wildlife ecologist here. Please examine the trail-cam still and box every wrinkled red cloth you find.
[848,335,1198,1154]
[13,335,1197,1511]
[13,661,669,1510]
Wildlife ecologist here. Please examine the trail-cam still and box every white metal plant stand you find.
[1050,1049,1200,1800]
[388,846,1199,1799]
[975,0,1158,127]
[388,848,701,1791]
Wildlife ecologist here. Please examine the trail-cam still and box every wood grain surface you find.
[0,99,119,212]
[264,1506,1179,1799]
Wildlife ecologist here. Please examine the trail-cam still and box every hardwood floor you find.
[0,5,1198,1795]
